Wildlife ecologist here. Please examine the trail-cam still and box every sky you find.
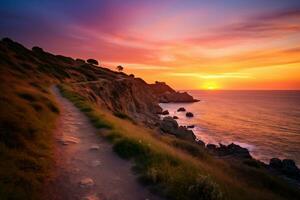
[1,0,300,90]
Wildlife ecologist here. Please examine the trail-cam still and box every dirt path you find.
[46,86,161,200]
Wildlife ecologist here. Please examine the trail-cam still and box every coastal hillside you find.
[0,38,300,200]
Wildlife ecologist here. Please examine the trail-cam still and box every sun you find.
[202,81,220,90]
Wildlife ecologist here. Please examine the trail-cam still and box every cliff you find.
[0,38,168,126]
[149,81,199,103]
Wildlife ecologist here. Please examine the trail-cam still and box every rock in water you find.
[161,110,169,115]
[269,158,282,168]
[218,143,252,159]
[186,112,194,117]
[187,125,195,128]
[174,126,196,142]
[79,178,94,188]
[160,117,196,141]
[177,107,186,112]
[196,140,205,147]
[269,158,300,180]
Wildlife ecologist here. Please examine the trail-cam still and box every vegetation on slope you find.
[0,68,59,199]
[59,84,300,200]
[0,38,68,200]
[1,37,299,200]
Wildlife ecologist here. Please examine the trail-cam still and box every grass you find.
[2,37,298,200]
[59,84,300,200]
[59,84,224,200]
[0,71,59,200]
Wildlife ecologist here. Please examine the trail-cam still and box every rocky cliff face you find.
[149,81,199,103]
[1,38,201,125]
[72,77,163,126]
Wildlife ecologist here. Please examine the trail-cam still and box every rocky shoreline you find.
[158,106,300,185]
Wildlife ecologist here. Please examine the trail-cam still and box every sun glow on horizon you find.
[202,81,220,90]
[2,1,300,90]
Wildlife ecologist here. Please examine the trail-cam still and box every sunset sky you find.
[1,0,300,90]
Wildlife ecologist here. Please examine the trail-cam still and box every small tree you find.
[117,65,124,72]
[87,59,99,65]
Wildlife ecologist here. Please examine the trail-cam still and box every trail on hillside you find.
[45,86,161,200]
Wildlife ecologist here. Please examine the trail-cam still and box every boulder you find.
[173,116,179,119]
[161,110,169,115]
[177,107,186,112]
[196,140,205,147]
[269,158,282,168]
[206,143,251,159]
[174,126,196,142]
[282,159,298,171]
[218,143,252,159]
[269,158,300,180]
[186,112,194,117]
[160,117,196,142]
[160,116,178,133]
[187,125,195,128]
[206,144,217,151]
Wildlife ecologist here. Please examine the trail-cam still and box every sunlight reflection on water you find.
[160,90,300,166]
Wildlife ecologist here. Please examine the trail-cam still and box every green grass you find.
[58,83,300,200]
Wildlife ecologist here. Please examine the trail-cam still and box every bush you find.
[113,138,150,159]
[87,59,99,65]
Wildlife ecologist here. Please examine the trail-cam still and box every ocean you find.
[159,90,300,166]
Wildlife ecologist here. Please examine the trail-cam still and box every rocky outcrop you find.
[159,91,199,103]
[218,143,252,159]
[160,117,196,142]
[73,77,163,126]
[160,116,179,133]
[149,82,199,103]
[149,81,175,95]
[206,143,252,159]
[269,158,300,180]
[196,140,205,147]
[175,126,196,141]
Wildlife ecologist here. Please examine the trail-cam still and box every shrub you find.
[113,138,150,159]
[116,65,123,72]
[87,59,99,65]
